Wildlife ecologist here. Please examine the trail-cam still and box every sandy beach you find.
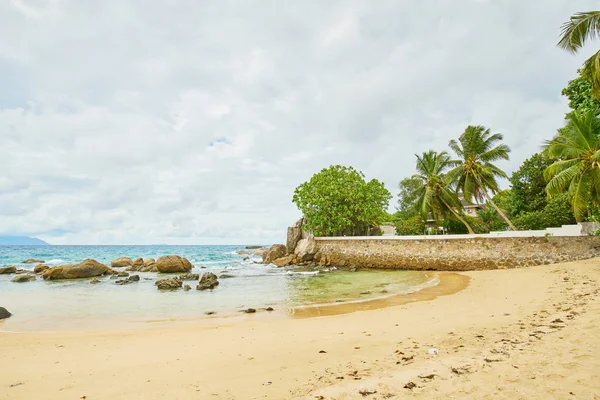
[1,258,599,399]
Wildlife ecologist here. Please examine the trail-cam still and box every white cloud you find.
[0,0,597,244]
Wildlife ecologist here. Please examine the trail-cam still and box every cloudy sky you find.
[1,0,598,245]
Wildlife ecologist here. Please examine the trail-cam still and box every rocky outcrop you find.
[33,264,49,274]
[155,278,183,290]
[133,258,144,267]
[0,266,16,274]
[116,271,129,277]
[12,274,36,283]
[176,273,199,281]
[137,258,158,272]
[22,259,44,264]
[263,244,287,264]
[116,275,140,285]
[42,259,114,280]
[111,257,133,268]
[0,307,11,320]
[272,255,294,267]
[155,255,193,273]
[196,272,219,290]
[286,218,304,254]
[235,250,249,255]
[253,247,268,257]
[294,237,317,262]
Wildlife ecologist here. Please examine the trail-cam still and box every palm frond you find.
[558,11,600,53]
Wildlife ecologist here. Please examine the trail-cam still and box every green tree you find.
[292,165,392,236]
[509,153,552,215]
[411,150,474,234]
[512,194,576,230]
[562,69,600,117]
[396,177,421,218]
[558,11,600,99]
[395,216,425,236]
[447,125,517,231]
[544,109,600,221]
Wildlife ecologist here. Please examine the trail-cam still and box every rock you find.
[143,258,156,266]
[15,269,28,274]
[90,278,101,284]
[236,250,249,255]
[244,308,257,314]
[253,248,268,257]
[155,255,193,273]
[294,237,317,262]
[266,307,274,311]
[155,278,182,290]
[0,307,11,320]
[42,259,114,280]
[116,275,139,285]
[117,271,130,277]
[0,266,17,275]
[111,257,133,268]
[183,284,191,291]
[245,245,264,249]
[197,272,219,290]
[286,218,304,254]
[33,264,49,274]
[263,244,287,264]
[11,274,36,283]
[219,274,235,279]
[133,257,144,267]
[243,256,249,261]
[175,273,199,281]
[205,311,216,315]
[272,255,294,267]
[22,259,44,264]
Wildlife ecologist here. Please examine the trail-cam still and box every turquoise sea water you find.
[0,245,438,331]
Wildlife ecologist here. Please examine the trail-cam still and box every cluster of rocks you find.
[260,218,319,268]
[155,271,219,291]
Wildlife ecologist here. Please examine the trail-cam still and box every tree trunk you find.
[439,197,475,234]
[481,187,518,231]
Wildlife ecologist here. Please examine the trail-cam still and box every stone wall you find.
[313,236,600,271]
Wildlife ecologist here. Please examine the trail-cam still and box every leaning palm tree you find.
[544,109,600,221]
[558,11,600,98]
[447,125,517,231]
[411,150,474,234]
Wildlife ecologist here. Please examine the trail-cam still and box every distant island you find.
[0,236,50,245]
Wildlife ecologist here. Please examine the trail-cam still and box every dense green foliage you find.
[447,125,516,230]
[544,109,600,221]
[511,194,576,230]
[396,177,421,218]
[562,70,600,117]
[441,215,488,234]
[509,153,553,215]
[394,216,425,236]
[292,165,392,237]
[410,151,474,233]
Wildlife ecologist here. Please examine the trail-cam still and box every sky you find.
[1,0,598,245]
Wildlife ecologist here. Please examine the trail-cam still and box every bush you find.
[395,216,425,236]
[512,193,575,230]
[441,215,488,234]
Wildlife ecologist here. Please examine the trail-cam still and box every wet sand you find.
[1,259,599,399]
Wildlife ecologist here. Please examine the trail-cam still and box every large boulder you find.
[0,266,17,275]
[294,237,318,262]
[22,259,44,264]
[155,278,182,290]
[197,272,219,290]
[133,258,144,267]
[263,244,287,264]
[139,258,157,272]
[42,259,114,280]
[33,264,49,274]
[272,255,294,267]
[11,274,36,283]
[111,257,133,268]
[0,307,11,320]
[155,255,193,273]
[286,218,304,254]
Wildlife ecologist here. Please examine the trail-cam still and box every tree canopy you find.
[509,153,553,215]
[292,165,392,237]
[562,69,600,117]
[396,177,421,219]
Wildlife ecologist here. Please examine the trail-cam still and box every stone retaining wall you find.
[313,236,600,271]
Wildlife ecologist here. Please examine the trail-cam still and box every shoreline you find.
[1,259,599,398]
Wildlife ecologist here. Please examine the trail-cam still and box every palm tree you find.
[447,125,517,231]
[544,109,600,221]
[558,11,600,99]
[411,150,474,234]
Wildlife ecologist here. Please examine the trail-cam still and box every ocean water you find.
[0,245,438,331]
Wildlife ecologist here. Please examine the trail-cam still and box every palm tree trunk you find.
[480,187,518,231]
[439,197,475,234]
